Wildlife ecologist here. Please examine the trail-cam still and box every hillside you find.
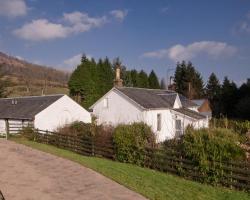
[0,52,69,97]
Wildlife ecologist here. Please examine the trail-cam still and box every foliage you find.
[137,70,149,88]
[68,55,161,108]
[182,127,245,183]
[148,70,160,89]
[205,73,221,117]
[19,127,37,141]
[211,118,250,135]
[183,128,244,163]
[174,61,204,99]
[57,121,92,137]
[113,123,156,165]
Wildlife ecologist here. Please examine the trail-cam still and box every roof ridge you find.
[118,86,175,92]
[0,94,65,100]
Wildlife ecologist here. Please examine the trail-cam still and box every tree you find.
[206,73,221,116]
[220,77,238,117]
[68,54,99,108]
[148,70,160,89]
[137,70,149,88]
[174,61,204,99]
[97,57,114,95]
[130,69,138,87]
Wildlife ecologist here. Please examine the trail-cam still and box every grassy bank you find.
[11,138,250,200]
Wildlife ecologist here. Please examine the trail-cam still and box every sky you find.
[0,0,250,85]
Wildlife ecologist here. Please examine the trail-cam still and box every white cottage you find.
[0,94,91,135]
[90,87,209,142]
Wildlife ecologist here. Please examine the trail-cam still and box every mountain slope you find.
[0,52,69,97]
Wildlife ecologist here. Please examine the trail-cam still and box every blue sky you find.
[0,0,250,85]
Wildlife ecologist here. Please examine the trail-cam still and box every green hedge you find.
[211,118,250,134]
[113,123,156,165]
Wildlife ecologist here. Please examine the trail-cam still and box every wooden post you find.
[5,120,9,140]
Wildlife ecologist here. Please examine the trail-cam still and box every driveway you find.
[0,139,147,200]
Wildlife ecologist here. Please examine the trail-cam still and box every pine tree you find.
[148,70,160,89]
[221,77,238,117]
[130,69,138,87]
[174,61,204,99]
[206,73,221,116]
[137,70,149,88]
[68,55,99,108]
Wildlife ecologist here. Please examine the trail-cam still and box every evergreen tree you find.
[130,69,138,87]
[206,73,221,116]
[137,70,149,88]
[68,54,99,108]
[174,61,204,99]
[221,77,238,117]
[97,57,114,95]
[148,70,160,89]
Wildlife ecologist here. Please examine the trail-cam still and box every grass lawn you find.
[11,138,250,200]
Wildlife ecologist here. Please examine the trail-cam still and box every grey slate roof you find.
[116,87,197,109]
[192,99,206,107]
[116,87,177,109]
[173,108,206,119]
[0,94,64,120]
[179,95,198,108]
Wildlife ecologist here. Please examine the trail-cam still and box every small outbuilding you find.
[0,94,91,135]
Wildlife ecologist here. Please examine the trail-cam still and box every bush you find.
[19,127,36,141]
[183,128,244,164]
[57,121,92,137]
[211,118,250,135]
[182,127,245,183]
[113,123,156,165]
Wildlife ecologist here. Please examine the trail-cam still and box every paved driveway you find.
[0,139,147,200]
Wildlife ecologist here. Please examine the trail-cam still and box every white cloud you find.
[110,9,128,21]
[63,11,107,33]
[13,11,108,41]
[0,0,28,17]
[142,41,237,61]
[63,53,92,68]
[13,19,71,41]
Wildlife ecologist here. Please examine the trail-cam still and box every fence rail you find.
[26,129,250,192]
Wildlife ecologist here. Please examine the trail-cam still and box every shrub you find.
[183,128,244,164]
[182,127,245,183]
[113,123,156,165]
[57,121,92,137]
[211,118,250,135]
[19,127,36,141]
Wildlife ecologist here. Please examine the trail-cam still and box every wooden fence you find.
[35,129,115,159]
[33,129,250,192]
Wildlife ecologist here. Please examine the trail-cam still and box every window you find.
[175,119,182,138]
[157,114,162,131]
[103,98,108,108]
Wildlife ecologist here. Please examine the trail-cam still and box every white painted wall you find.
[35,95,91,131]
[0,120,6,135]
[92,90,144,125]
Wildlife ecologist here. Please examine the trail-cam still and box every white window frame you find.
[157,113,162,131]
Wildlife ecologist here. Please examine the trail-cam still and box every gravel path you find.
[0,139,147,200]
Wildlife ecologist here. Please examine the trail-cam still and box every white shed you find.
[90,87,209,142]
[0,94,91,135]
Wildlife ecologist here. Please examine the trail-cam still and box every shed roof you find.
[0,94,64,120]
[173,107,206,119]
[115,87,197,109]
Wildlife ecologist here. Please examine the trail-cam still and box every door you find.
[175,119,182,138]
